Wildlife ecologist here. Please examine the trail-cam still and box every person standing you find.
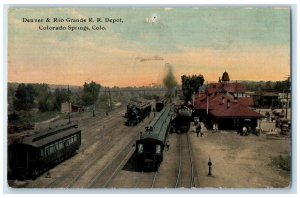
[196,123,200,136]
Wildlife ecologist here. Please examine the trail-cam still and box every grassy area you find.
[9,111,62,124]
[271,152,291,173]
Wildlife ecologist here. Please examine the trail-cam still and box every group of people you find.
[241,126,261,136]
[194,121,219,136]
[212,123,218,132]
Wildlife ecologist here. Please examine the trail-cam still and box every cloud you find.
[135,56,164,62]
[145,14,159,24]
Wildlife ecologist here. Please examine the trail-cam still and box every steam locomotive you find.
[125,102,152,126]
[172,105,193,133]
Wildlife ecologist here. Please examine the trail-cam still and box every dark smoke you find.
[163,63,177,97]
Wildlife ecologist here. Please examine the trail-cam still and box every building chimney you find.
[227,99,230,108]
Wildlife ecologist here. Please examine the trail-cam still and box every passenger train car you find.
[8,123,81,180]
[135,106,173,170]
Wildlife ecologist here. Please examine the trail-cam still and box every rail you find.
[103,147,136,187]
[151,171,158,188]
[87,134,139,188]
[187,133,196,187]
[134,171,158,188]
[175,134,182,188]
[175,133,197,188]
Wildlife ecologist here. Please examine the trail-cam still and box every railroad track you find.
[134,171,158,188]
[25,107,143,188]
[43,116,127,187]
[175,133,197,188]
[33,121,127,188]
[87,136,138,188]
[45,116,152,188]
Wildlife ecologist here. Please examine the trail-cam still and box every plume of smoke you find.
[163,63,177,98]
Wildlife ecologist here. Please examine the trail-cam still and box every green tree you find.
[181,74,205,102]
[82,81,101,106]
[38,92,55,112]
[53,88,69,111]
[13,83,36,111]
[33,83,55,112]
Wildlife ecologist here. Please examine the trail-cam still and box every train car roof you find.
[140,106,172,142]
[15,123,81,148]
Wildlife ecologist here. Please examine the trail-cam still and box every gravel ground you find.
[189,119,291,188]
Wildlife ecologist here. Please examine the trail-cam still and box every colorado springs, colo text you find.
[22,17,124,31]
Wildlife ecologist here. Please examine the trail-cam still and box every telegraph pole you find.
[285,75,290,120]
[68,84,71,123]
[104,87,108,115]
[206,81,209,115]
[108,87,112,111]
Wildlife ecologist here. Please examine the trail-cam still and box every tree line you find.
[10,81,101,113]
[242,79,291,92]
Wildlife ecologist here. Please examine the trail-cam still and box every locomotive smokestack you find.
[163,63,177,99]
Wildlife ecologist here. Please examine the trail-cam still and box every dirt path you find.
[190,124,291,188]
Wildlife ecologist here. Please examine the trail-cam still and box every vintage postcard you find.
[6,6,291,190]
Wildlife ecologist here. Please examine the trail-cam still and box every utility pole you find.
[108,87,112,111]
[286,91,288,119]
[68,84,71,123]
[235,80,238,97]
[104,87,108,115]
[206,81,209,115]
[285,75,290,120]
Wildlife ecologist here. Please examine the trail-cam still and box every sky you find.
[8,7,291,87]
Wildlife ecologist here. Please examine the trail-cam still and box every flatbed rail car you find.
[172,105,193,133]
[125,102,151,126]
[8,123,81,180]
[135,106,173,170]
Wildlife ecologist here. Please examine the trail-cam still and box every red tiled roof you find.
[207,82,246,94]
[195,94,233,110]
[194,93,254,110]
[238,97,254,107]
[210,103,263,118]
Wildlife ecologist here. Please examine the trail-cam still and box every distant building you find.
[248,89,281,108]
[61,102,83,113]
